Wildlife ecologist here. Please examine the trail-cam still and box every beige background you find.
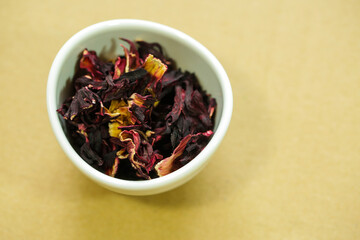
[1,0,360,239]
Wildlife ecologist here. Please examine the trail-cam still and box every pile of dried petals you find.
[57,38,216,180]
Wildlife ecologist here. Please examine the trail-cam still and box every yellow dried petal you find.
[105,100,135,139]
[143,54,167,81]
[106,100,127,115]
[117,148,129,159]
[108,121,122,138]
[145,130,154,138]
[128,93,145,106]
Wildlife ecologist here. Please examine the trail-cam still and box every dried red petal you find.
[155,131,213,177]
[118,130,161,179]
[106,157,119,177]
[102,68,148,102]
[155,134,192,177]
[165,85,185,124]
[63,86,103,121]
[120,38,142,70]
[113,57,123,80]
[79,49,104,80]
[208,98,217,118]
[137,40,173,67]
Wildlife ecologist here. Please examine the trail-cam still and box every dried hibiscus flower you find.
[57,38,217,180]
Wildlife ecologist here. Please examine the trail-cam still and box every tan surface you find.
[1,0,360,239]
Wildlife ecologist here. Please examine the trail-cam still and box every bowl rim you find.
[47,19,233,194]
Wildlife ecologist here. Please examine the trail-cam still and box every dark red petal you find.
[165,85,185,124]
[113,57,123,80]
[79,49,104,79]
[208,97,217,118]
[155,131,213,177]
[118,130,163,179]
[106,157,119,177]
[155,134,192,177]
[63,86,103,120]
[102,68,148,102]
[120,38,142,70]
[137,40,173,67]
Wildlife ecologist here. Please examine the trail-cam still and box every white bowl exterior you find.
[47,19,233,195]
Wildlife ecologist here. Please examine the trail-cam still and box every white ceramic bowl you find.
[47,19,233,195]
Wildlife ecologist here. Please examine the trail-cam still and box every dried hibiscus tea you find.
[57,38,217,180]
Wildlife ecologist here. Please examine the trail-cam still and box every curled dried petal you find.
[79,49,112,80]
[155,134,192,177]
[143,54,167,94]
[155,131,213,177]
[105,99,135,137]
[118,130,162,179]
[143,54,167,81]
[120,38,142,70]
[113,57,123,80]
[63,86,103,121]
[166,85,185,124]
[106,157,119,177]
